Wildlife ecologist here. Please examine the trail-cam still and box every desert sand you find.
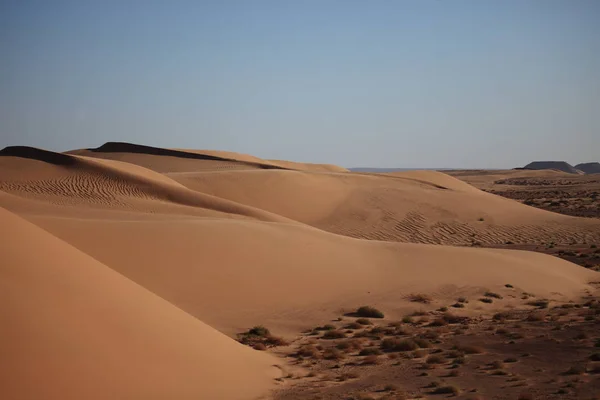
[1,143,599,399]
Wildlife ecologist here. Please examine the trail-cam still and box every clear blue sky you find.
[1,0,599,168]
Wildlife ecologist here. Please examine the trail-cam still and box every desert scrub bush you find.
[314,324,336,331]
[322,348,345,360]
[295,345,321,359]
[452,302,465,308]
[345,322,362,329]
[359,347,383,356]
[525,312,546,322]
[408,293,432,304]
[238,325,288,348]
[505,283,514,288]
[432,385,460,395]
[457,297,467,303]
[493,312,509,321]
[336,338,365,353]
[322,330,346,339]
[454,344,484,354]
[504,357,518,363]
[413,338,432,348]
[429,318,448,327]
[355,318,372,325]
[484,291,503,299]
[362,355,379,365]
[437,306,448,312]
[381,338,419,352]
[426,355,445,364]
[527,299,549,308]
[402,316,414,323]
[355,306,384,318]
[479,297,493,304]
[563,364,587,375]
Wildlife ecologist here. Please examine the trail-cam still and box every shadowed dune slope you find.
[172,169,600,245]
[68,142,348,173]
[0,207,277,400]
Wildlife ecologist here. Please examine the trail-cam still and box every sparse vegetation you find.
[432,385,460,395]
[505,283,514,288]
[527,299,549,309]
[355,306,385,319]
[480,297,493,304]
[356,318,372,325]
[408,293,432,304]
[381,338,419,352]
[238,325,288,348]
[322,330,346,339]
[484,291,503,299]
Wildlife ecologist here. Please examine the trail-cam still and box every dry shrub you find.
[355,306,385,318]
[426,355,445,364]
[323,348,345,360]
[484,291,503,299]
[445,349,463,359]
[238,326,288,348]
[442,312,466,324]
[432,385,460,395]
[356,318,373,325]
[381,338,419,352]
[402,316,414,323]
[517,392,534,400]
[527,299,549,309]
[323,330,346,339]
[412,310,428,316]
[336,338,365,353]
[296,345,321,359]
[454,344,484,354]
[408,293,432,304]
[526,312,546,322]
[359,347,383,356]
[429,318,448,327]
[452,302,465,308]
[504,357,518,363]
[362,355,379,365]
[563,364,587,375]
[493,312,509,321]
[414,338,432,348]
[413,349,427,358]
[345,322,362,329]
[480,298,493,304]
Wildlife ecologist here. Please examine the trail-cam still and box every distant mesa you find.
[522,161,580,174]
[574,162,600,174]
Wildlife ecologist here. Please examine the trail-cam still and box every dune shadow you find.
[89,142,287,170]
[0,146,78,166]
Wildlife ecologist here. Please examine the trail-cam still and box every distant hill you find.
[574,162,600,174]
[349,167,456,173]
[523,161,579,174]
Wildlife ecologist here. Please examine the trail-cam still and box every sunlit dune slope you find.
[28,214,598,336]
[0,146,295,223]
[0,207,277,400]
[173,168,600,245]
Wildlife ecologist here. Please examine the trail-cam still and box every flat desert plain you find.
[1,143,599,400]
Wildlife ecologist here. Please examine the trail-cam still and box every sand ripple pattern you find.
[0,173,158,208]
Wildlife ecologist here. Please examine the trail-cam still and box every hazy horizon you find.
[2,1,599,169]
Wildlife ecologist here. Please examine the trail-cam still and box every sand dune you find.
[2,143,599,399]
[0,146,296,223]
[172,168,600,245]
[27,214,597,336]
[0,207,277,400]
[68,141,348,173]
